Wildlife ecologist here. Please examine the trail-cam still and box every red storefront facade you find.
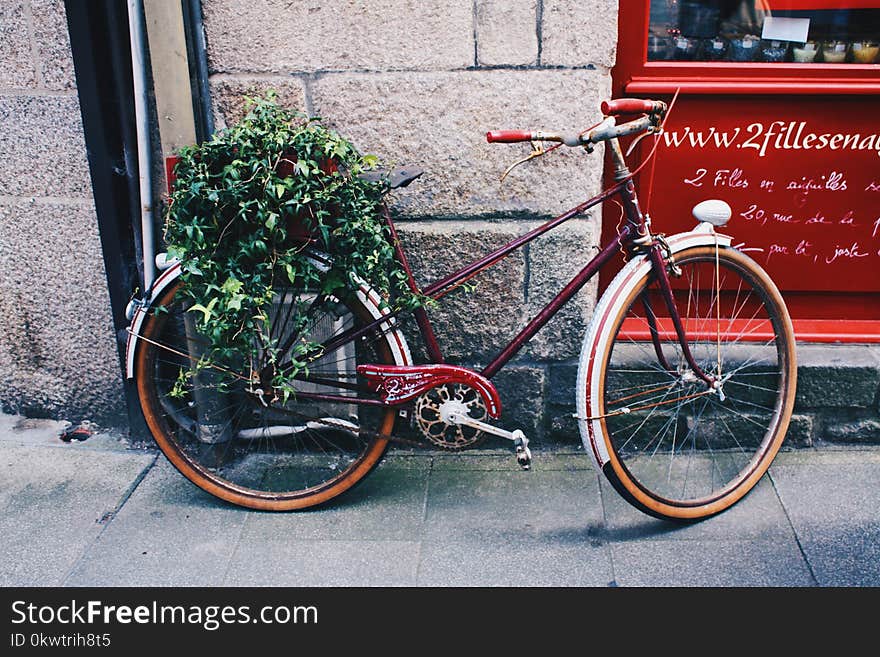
[606,0,880,341]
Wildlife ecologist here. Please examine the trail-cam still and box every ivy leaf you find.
[182,261,203,276]
[221,276,243,295]
[284,262,297,284]
[188,297,218,323]
[226,294,245,312]
[275,183,285,199]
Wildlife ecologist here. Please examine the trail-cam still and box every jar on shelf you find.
[760,39,789,62]
[701,36,729,61]
[791,41,819,63]
[672,35,700,60]
[729,35,761,62]
[852,41,879,63]
[821,40,849,63]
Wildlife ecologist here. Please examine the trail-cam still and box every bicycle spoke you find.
[137,272,400,509]
[594,246,793,515]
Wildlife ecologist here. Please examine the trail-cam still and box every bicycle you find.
[124,97,797,522]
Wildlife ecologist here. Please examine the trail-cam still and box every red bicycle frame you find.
[295,126,717,407]
[390,188,636,379]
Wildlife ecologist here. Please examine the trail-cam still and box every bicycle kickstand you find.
[444,411,532,470]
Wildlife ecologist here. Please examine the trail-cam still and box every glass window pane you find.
[647,1,880,63]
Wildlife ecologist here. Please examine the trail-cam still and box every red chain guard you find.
[356,364,502,419]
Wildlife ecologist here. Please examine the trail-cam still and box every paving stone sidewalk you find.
[1,413,878,587]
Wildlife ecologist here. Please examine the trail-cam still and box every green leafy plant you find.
[162,92,421,399]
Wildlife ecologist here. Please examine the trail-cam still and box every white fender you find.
[575,224,733,471]
[125,256,412,379]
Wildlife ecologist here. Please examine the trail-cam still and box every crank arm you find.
[446,411,532,470]
[446,411,519,441]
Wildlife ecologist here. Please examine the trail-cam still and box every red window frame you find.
[605,0,880,342]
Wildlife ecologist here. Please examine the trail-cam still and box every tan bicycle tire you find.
[135,279,397,511]
[591,246,797,522]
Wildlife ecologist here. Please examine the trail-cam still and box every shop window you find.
[648,0,880,63]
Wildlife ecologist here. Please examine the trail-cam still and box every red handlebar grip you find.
[601,99,661,116]
[486,130,534,143]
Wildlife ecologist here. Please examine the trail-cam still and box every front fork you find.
[645,236,720,390]
[612,137,723,396]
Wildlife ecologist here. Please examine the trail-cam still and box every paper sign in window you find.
[761,17,811,43]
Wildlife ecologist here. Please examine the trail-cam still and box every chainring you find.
[414,383,488,450]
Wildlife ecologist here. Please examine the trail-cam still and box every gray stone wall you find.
[0,1,124,423]
[1,0,875,451]
[202,0,618,444]
[790,346,880,446]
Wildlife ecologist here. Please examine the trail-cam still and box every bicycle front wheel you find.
[580,245,796,521]
[135,269,404,511]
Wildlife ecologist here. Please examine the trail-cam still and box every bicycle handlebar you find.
[486,117,654,147]
[601,98,666,116]
[486,98,665,148]
[587,116,653,143]
[486,130,535,143]
[486,129,582,146]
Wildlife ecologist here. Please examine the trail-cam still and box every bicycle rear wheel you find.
[135,266,405,511]
[580,245,796,521]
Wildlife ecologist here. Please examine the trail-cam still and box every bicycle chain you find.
[269,404,429,449]
[135,303,429,448]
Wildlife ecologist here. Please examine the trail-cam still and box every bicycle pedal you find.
[513,430,532,471]
[515,444,532,470]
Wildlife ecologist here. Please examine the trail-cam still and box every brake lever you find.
[624,116,663,157]
[625,129,656,157]
[499,140,545,184]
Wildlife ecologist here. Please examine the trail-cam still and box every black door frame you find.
[65,0,148,436]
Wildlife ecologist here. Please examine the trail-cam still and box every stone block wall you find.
[202,0,617,446]
[0,0,875,451]
[791,345,880,446]
[0,1,124,423]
